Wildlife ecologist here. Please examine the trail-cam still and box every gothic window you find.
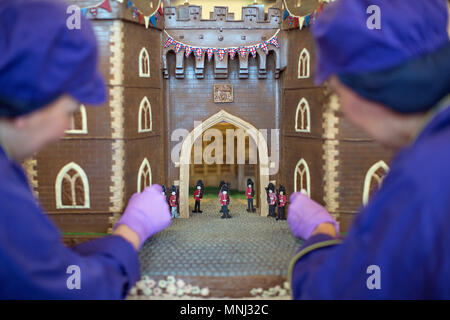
[65,105,87,134]
[294,159,311,197]
[295,98,311,132]
[138,97,152,132]
[139,47,150,78]
[298,48,310,79]
[363,160,390,205]
[137,158,152,193]
[55,162,90,209]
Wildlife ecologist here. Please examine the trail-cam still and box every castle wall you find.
[31,1,166,236]
[279,28,326,206]
[335,127,394,231]
[165,52,281,188]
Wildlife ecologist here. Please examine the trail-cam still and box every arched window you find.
[55,162,90,209]
[363,160,389,205]
[298,48,310,79]
[294,159,311,197]
[139,47,150,78]
[65,105,87,134]
[137,158,152,193]
[295,98,311,132]
[138,97,152,132]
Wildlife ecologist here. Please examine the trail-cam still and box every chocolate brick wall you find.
[33,3,165,235]
[279,28,325,207]
[165,50,281,186]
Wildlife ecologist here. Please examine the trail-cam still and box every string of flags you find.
[79,0,113,17]
[80,0,163,29]
[126,0,163,28]
[163,29,281,61]
[283,0,333,30]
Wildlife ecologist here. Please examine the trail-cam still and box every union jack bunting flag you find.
[259,42,269,54]
[249,46,257,58]
[195,47,203,60]
[268,36,280,48]
[239,46,248,59]
[207,48,214,61]
[174,42,183,53]
[218,49,226,61]
[164,36,174,48]
[228,48,237,60]
[185,46,192,58]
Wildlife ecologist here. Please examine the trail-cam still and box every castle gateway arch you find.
[178,110,270,218]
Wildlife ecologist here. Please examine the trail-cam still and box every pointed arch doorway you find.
[179,110,270,218]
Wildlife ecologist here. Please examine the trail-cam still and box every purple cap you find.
[0,0,106,117]
[312,0,449,84]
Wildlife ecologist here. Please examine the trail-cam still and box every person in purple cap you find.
[287,0,450,299]
[0,0,171,299]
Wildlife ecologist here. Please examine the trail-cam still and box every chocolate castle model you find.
[21,0,393,245]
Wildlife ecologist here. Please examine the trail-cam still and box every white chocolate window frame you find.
[138,97,153,133]
[362,160,389,206]
[295,98,311,133]
[294,158,311,197]
[55,162,90,209]
[139,47,150,78]
[65,105,87,134]
[137,158,152,193]
[298,48,310,79]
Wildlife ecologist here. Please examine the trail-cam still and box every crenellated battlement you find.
[164,5,281,29]
[162,4,283,80]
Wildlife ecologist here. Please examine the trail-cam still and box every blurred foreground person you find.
[287,0,450,299]
[0,0,171,299]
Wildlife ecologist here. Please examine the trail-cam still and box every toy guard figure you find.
[220,183,231,219]
[192,180,204,213]
[169,185,179,218]
[277,185,287,221]
[266,183,277,218]
[246,178,256,213]
[218,180,225,214]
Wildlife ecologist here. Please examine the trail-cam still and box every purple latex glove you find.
[287,192,339,240]
[115,185,171,248]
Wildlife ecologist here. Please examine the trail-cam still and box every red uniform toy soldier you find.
[246,178,256,213]
[218,180,225,214]
[266,183,277,217]
[277,185,287,221]
[169,185,179,218]
[220,183,231,219]
[192,180,204,213]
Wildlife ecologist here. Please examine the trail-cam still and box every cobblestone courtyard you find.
[132,198,302,298]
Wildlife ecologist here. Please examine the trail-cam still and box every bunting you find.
[249,46,257,58]
[163,29,281,62]
[260,42,269,54]
[228,48,237,60]
[81,0,163,29]
[195,47,204,60]
[125,0,162,28]
[217,49,226,61]
[207,48,214,61]
[239,47,248,59]
[80,0,113,17]
[185,46,192,58]
[283,0,332,30]
[174,42,183,53]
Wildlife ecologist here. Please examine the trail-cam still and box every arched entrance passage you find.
[179,110,270,218]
